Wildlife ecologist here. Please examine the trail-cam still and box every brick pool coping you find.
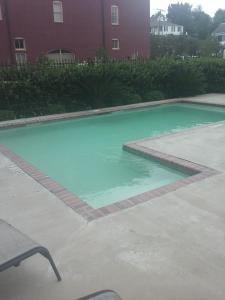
[0,98,180,129]
[0,99,224,221]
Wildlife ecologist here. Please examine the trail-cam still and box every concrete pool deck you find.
[1,93,225,300]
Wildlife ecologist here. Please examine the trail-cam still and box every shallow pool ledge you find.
[123,139,219,197]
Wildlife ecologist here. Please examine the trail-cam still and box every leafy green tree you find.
[151,10,166,22]
[167,3,193,35]
[213,9,225,29]
[167,3,213,38]
[150,35,220,58]
[192,6,212,39]
[150,35,199,58]
[198,38,221,57]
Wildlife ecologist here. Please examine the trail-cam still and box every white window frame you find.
[15,52,27,65]
[111,5,119,25]
[53,1,63,23]
[14,38,26,51]
[112,39,120,50]
[47,49,75,63]
[0,4,3,20]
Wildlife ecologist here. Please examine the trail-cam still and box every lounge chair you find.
[0,219,61,281]
[77,290,122,300]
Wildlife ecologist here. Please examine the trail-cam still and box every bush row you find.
[0,58,225,121]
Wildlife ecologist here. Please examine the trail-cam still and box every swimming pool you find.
[0,102,224,209]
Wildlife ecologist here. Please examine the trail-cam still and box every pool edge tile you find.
[0,140,220,222]
[1,98,223,221]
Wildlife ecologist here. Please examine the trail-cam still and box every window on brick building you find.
[112,39,120,50]
[14,38,26,50]
[53,1,63,23]
[0,5,3,20]
[111,5,119,25]
[14,38,27,64]
[46,49,75,63]
[15,52,27,64]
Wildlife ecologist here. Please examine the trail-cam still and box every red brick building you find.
[0,0,150,64]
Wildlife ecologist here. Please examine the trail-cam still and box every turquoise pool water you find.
[1,103,225,208]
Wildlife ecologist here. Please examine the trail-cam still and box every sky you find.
[150,0,225,17]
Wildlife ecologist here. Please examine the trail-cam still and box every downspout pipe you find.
[3,0,14,64]
[100,0,106,50]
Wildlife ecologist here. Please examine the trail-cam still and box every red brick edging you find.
[0,99,223,221]
[0,140,219,222]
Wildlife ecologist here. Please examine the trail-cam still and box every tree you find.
[198,38,221,57]
[167,3,193,35]
[150,35,199,58]
[150,35,221,59]
[192,6,212,39]
[213,9,225,29]
[167,3,213,39]
[151,10,166,22]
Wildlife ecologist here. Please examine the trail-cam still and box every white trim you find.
[46,49,75,63]
[112,39,120,50]
[15,52,27,64]
[14,38,26,51]
[53,0,63,23]
[111,5,119,25]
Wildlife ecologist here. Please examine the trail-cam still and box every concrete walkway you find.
[1,94,225,300]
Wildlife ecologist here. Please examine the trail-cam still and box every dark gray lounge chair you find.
[0,219,61,281]
[77,290,122,300]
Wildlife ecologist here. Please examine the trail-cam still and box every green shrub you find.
[143,90,165,101]
[47,104,66,115]
[70,64,134,108]
[121,93,143,105]
[0,58,224,120]
[157,60,206,97]
[196,59,225,93]
[0,110,16,121]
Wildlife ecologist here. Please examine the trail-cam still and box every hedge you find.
[0,58,225,121]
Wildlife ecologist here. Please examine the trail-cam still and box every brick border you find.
[0,141,219,222]
[0,99,223,221]
[1,98,225,131]
[0,98,181,130]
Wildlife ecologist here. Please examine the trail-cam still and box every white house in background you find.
[150,20,184,36]
[212,23,225,46]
